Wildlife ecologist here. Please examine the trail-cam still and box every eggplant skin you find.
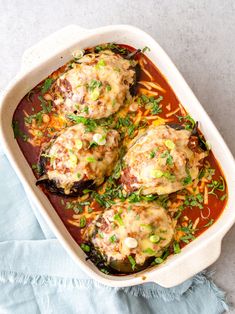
[36,124,120,197]
[36,153,95,196]
[36,176,95,197]
[82,201,174,274]
[130,63,141,97]
[83,242,154,274]
[108,256,154,274]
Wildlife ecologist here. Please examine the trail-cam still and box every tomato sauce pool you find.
[13,44,227,248]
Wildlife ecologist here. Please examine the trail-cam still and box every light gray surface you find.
[1,0,235,309]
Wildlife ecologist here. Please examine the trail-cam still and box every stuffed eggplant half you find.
[37,123,120,196]
[48,49,138,120]
[83,201,174,273]
[121,124,208,195]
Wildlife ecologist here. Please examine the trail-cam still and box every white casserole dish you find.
[1,24,235,288]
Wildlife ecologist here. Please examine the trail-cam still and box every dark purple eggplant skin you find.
[36,155,95,197]
[36,177,95,197]
[83,242,154,274]
[167,122,208,152]
[130,63,141,97]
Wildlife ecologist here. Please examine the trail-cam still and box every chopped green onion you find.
[164,139,175,150]
[80,243,90,252]
[143,248,155,255]
[149,235,160,243]
[79,216,86,228]
[151,169,163,178]
[86,156,96,163]
[90,89,100,101]
[155,257,164,264]
[128,255,136,270]
[113,213,124,226]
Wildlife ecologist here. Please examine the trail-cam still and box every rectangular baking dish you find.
[1,24,235,288]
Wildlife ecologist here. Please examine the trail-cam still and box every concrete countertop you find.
[1,0,235,309]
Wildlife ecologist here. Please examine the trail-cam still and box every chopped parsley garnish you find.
[128,191,157,203]
[83,106,89,114]
[24,96,52,125]
[166,154,173,166]
[180,234,195,243]
[65,201,89,214]
[177,114,195,130]
[137,94,163,115]
[67,115,97,132]
[87,79,102,92]
[115,115,136,139]
[41,78,53,94]
[179,220,196,243]
[95,43,129,55]
[160,150,173,166]
[184,194,204,209]
[173,242,181,254]
[127,124,136,137]
[109,234,117,243]
[12,120,29,141]
[204,219,214,227]
[207,176,225,196]
[128,255,136,270]
[88,141,98,149]
[182,165,192,185]
[106,84,112,92]
[149,150,156,159]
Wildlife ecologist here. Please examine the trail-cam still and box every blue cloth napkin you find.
[0,146,229,314]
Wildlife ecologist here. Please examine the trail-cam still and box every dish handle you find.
[150,235,222,288]
[20,25,89,73]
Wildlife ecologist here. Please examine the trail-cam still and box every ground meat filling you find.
[49,50,136,119]
[40,123,120,194]
[121,125,207,195]
[84,201,174,267]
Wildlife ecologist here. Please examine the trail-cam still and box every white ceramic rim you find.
[0,24,235,288]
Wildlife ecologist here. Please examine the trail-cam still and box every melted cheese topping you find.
[86,201,174,265]
[122,125,207,195]
[50,50,135,119]
[43,123,120,194]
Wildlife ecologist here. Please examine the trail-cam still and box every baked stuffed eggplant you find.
[36,123,120,196]
[82,201,174,273]
[121,124,208,195]
[48,49,139,120]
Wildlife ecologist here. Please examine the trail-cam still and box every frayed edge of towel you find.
[0,269,229,311]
